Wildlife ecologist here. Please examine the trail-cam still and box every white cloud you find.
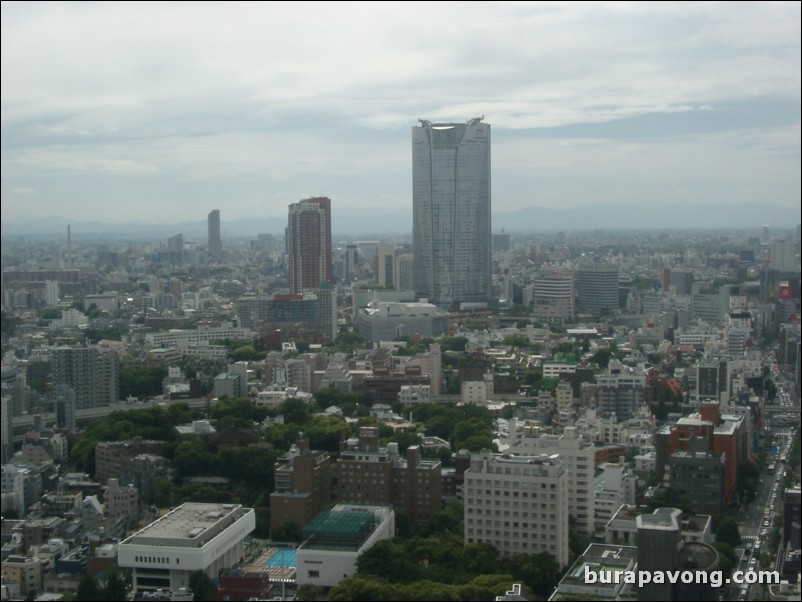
[1,1,799,222]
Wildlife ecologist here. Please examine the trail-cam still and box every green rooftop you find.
[301,510,380,551]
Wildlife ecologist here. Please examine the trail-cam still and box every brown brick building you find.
[94,437,165,482]
[270,435,332,535]
[336,427,442,528]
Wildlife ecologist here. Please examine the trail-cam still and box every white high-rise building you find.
[412,118,491,308]
[44,281,60,307]
[464,451,569,566]
[531,272,575,322]
[506,425,595,535]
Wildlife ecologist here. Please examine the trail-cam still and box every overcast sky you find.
[2,1,800,225]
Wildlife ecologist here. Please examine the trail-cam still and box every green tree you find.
[277,397,311,425]
[271,522,302,542]
[357,540,422,583]
[501,552,561,599]
[119,364,168,400]
[439,335,469,352]
[715,517,742,548]
[591,348,613,369]
[329,575,398,601]
[713,542,736,578]
[76,575,103,602]
[460,574,519,601]
[189,570,216,601]
[100,569,127,601]
[230,344,264,361]
[297,585,326,601]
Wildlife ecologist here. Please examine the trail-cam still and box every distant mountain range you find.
[2,202,798,240]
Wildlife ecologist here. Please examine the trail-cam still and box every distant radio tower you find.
[67,224,73,267]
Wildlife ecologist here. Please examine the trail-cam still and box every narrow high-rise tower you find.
[412,117,491,308]
[208,209,222,257]
[287,197,332,294]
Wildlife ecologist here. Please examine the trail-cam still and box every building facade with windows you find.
[463,451,569,566]
[412,118,491,308]
[117,502,255,593]
[287,197,332,294]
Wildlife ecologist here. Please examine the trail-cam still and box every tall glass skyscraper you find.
[412,117,491,308]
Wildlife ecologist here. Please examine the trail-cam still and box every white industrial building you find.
[118,502,255,593]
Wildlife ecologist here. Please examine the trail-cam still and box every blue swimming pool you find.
[264,548,296,568]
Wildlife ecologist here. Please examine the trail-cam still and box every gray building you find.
[208,209,222,257]
[412,118,491,308]
[576,262,619,315]
[669,451,725,516]
[51,346,119,409]
[356,301,449,344]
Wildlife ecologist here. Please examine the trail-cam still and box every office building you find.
[356,300,449,343]
[270,435,333,534]
[784,487,800,549]
[595,360,649,422]
[377,246,396,289]
[769,239,798,272]
[594,462,637,528]
[506,425,595,535]
[394,253,414,291]
[118,502,255,593]
[531,272,575,323]
[604,505,713,548]
[669,451,725,515]
[55,384,76,433]
[576,262,618,315]
[166,233,183,264]
[658,402,745,510]
[94,438,165,483]
[287,197,332,294]
[412,118,491,308]
[636,508,719,602]
[336,427,441,528]
[105,478,139,530]
[44,280,59,307]
[464,451,569,566]
[549,543,637,601]
[208,210,222,257]
[691,282,731,327]
[51,346,119,409]
[1,396,12,464]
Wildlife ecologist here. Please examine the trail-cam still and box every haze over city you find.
[2,1,800,233]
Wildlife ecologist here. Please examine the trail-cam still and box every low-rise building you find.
[117,502,255,593]
[295,504,394,588]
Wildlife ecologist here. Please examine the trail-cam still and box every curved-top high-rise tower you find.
[412,117,491,309]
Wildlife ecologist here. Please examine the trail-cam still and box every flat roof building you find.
[118,502,255,594]
[296,504,394,588]
[464,451,569,566]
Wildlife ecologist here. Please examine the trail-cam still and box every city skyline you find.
[2,2,799,226]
